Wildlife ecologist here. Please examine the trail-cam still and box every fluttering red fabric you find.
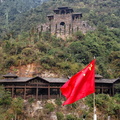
[60,59,95,105]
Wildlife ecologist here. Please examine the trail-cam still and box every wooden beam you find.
[5,86,61,89]
[96,86,112,89]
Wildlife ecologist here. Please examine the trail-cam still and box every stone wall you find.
[37,7,95,36]
[38,21,94,36]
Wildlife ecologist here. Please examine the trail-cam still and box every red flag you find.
[60,59,95,105]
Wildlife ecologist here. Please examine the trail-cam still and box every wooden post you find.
[40,94,42,101]
[109,87,111,96]
[112,85,114,96]
[56,88,58,98]
[24,85,26,99]
[12,85,14,98]
[60,89,62,98]
[36,84,38,100]
[102,85,103,94]
[48,86,50,99]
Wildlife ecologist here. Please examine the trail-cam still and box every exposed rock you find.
[47,99,56,107]
[10,63,59,77]
[50,112,57,120]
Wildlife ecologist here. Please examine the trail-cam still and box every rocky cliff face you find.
[10,63,59,78]
[23,99,89,120]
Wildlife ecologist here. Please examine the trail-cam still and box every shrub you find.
[45,103,55,113]
[66,114,78,120]
[85,94,94,107]
[113,94,120,103]
[71,103,77,109]
[28,97,34,103]
[73,31,85,40]
[42,63,51,70]
[4,56,17,68]
[85,94,120,118]
[56,62,70,69]
[40,56,56,66]
[21,48,33,56]
[0,86,12,106]
[55,98,62,106]
[56,112,64,120]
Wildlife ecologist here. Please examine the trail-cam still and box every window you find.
[61,10,65,14]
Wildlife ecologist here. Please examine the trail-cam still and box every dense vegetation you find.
[0,0,48,38]
[0,0,120,78]
[0,0,120,38]
[0,27,120,78]
[0,86,120,120]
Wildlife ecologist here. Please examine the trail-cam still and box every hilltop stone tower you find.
[38,7,93,36]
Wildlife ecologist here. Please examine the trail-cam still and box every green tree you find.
[10,97,24,120]
[0,86,12,107]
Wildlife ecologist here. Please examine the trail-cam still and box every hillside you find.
[0,27,120,78]
[0,0,48,38]
[0,0,120,38]
[0,87,120,120]
[0,0,120,78]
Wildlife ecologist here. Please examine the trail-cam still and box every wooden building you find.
[0,73,68,100]
[0,73,120,100]
[96,78,120,95]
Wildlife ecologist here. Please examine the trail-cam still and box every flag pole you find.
[93,56,97,120]
[93,93,97,120]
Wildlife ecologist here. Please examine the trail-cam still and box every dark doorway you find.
[60,22,65,26]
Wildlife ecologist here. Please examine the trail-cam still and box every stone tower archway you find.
[60,22,65,26]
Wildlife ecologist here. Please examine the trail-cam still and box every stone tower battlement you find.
[38,7,94,36]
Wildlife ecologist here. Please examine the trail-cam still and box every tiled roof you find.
[0,75,119,84]
[43,78,68,83]
[96,78,120,84]
[3,73,18,78]
[95,74,103,78]
[68,74,103,79]
[0,76,68,83]
[0,77,31,82]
